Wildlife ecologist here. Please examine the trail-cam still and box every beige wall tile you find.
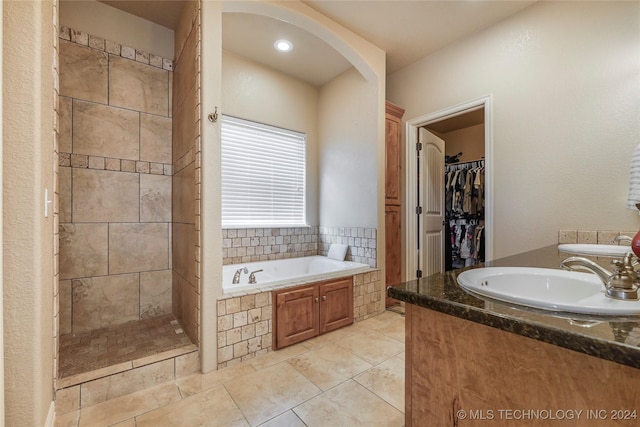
[558,230,578,244]
[140,270,172,318]
[59,166,72,223]
[59,40,108,103]
[109,223,169,274]
[72,168,140,223]
[59,96,72,153]
[59,223,108,279]
[59,279,72,335]
[109,55,169,116]
[172,162,195,224]
[80,359,174,407]
[72,273,139,332]
[140,114,172,164]
[577,231,598,244]
[140,174,171,222]
[55,385,80,415]
[181,281,199,344]
[73,99,139,160]
[175,351,199,377]
[172,222,196,284]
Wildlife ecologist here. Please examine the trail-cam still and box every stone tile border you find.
[59,152,172,176]
[222,227,319,265]
[59,26,173,71]
[319,226,377,267]
[558,230,637,245]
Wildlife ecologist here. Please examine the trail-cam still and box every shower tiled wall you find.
[57,27,173,334]
[172,1,201,344]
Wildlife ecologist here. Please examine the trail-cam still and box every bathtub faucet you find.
[232,267,248,284]
[249,269,263,284]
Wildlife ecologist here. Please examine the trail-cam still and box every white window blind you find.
[221,115,306,228]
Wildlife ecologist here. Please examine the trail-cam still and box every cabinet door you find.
[385,204,402,306]
[319,278,353,334]
[385,113,402,205]
[274,285,319,349]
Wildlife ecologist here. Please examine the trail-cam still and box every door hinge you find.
[416,142,423,151]
[416,270,423,278]
[416,206,422,215]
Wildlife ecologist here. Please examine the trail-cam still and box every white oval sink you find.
[457,267,640,316]
[558,244,632,258]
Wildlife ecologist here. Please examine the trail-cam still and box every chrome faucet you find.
[232,267,248,284]
[612,235,633,244]
[561,252,639,300]
[248,269,263,284]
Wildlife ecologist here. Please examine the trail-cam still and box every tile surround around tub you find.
[558,229,637,245]
[58,26,174,334]
[319,226,378,267]
[222,227,319,265]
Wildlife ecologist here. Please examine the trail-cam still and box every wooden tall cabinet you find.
[385,101,405,307]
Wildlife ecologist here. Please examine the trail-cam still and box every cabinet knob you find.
[315,297,319,303]
[322,295,327,301]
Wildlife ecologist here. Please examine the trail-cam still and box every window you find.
[221,115,306,228]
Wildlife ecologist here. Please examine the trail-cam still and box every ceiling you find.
[99,0,536,86]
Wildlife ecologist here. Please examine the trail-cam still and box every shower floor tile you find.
[59,314,193,379]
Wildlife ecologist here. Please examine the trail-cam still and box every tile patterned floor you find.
[59,314,194,378]
[55,310,406,427]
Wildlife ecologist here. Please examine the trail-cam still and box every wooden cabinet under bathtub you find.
[273,277,354,349]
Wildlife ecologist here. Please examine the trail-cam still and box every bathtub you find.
[222,256,371,293]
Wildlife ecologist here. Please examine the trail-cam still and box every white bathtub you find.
[222,256,371,293]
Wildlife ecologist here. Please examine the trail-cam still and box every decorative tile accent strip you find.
[222,227,318,265]
[319,226,377,267]
[558,230,636,245]
[216,291,273,369]
[59,152,172,176]
[59,26,173,71]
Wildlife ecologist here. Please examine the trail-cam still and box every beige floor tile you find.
[354,354,405,411]
[136,386,249,427]
[78,382,181,426]
[375,317,406,343]
[294,380,404,427]
[177,362,256,397]
[257,410,306,427]
[334,330,404,365]
[288,343,372,391]
[111,420,136,427]
[225,362,321,426]
[55,410,79,427]
[248,343,309,371]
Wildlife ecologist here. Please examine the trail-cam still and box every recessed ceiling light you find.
[274,39,293,52]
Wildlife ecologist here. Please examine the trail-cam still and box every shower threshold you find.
[58,314,196,388]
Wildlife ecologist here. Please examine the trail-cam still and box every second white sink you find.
[456,267,640,316]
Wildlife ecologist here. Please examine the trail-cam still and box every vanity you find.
[388,245,640,426]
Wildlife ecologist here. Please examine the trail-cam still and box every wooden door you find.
[420,128,445,276]
[385,204,402,306]
[319,279,353,334]
[274,285,319,349]
[385,103,404,205]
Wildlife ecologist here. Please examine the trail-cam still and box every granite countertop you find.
[387,245,640,370]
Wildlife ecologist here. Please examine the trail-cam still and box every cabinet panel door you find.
[386,204,402,306]
[319,278,353,334]
[275,285,319,349]
[385,114,401,205]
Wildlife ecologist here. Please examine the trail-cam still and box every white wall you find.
[59,0,174,59]
[388,1,640,258]
[221,50,319,226]
[319,67,379,228]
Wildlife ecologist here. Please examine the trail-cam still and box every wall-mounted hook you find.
[208,107,218,123]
